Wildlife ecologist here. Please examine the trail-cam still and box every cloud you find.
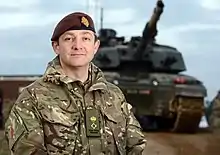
[0,0,137,30]
[102,8,137,25]
[0,11,76,30]
[165,23,220,32]
[0,0,95,30]
[0,13,55,29]
[0,26,56,75]
[0,0,39,8]
[200,0,220,11]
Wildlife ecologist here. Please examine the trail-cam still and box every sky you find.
[0,0,219,100]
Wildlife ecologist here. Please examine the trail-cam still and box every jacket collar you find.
[43,56,108,92]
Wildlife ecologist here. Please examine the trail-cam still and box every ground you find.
[143,130,220,155]
[0,101,220,155]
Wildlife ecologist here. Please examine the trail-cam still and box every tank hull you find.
[108,73,207,133]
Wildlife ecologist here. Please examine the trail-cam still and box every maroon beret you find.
[51,12,96,41]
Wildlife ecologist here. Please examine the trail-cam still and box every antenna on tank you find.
[86,0,89,13]
[100,7,103,29]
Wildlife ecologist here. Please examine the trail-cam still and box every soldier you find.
[4,12,146,155]
[209,90,220,129]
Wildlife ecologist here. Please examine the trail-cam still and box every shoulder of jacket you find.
[16,77,45,103]
[105,81,126,102]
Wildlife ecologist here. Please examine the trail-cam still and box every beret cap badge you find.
[81,16,89,27]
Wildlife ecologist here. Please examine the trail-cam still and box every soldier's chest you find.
[36,84,126,154]
[35,83,117,131]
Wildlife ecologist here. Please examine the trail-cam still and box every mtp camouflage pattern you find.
[209,91,220,129]
[4,56,146,155]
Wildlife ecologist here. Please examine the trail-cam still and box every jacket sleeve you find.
[121,101,146,155]
[4,88,47,155]
[117,92,146,155]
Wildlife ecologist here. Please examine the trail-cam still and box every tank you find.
[93,0,207,133]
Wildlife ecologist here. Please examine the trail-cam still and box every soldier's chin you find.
[69,61,89,68]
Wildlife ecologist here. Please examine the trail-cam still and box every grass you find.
[0,99,14,155]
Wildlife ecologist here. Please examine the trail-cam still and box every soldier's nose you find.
[72,39,83,50]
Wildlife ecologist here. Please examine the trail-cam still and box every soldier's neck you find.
[61,63,89,83]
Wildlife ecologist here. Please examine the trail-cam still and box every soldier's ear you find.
[93,39,100,55]
[52,41,60,55]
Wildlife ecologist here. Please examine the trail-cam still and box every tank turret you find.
[98,28,125,47]
[93,0,207,133]
[94,0,186,74]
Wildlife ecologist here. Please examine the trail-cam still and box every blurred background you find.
[0,0,220,154]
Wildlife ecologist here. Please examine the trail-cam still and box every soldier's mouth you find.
[70,54,85,56]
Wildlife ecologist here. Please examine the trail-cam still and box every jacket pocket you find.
[40,105,80,127]
[39,104,80,154]
[102,106,127,155]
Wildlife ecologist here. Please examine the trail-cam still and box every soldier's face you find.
[52,30,100,68]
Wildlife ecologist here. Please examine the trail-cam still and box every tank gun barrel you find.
[148,0,164,29]
[135,0,164,60]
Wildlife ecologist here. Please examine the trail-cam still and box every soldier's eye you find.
[83,37,91,42]
[64,37,71,40]
[83,37,91,41]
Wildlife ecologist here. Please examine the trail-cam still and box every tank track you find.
[169,96,205,133]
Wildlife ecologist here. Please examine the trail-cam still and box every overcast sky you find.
[0,0,219,99]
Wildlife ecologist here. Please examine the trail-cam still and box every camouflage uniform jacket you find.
[5,56,146,155]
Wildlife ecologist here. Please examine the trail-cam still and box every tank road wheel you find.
[170,96,204,133]
[135,115,158,131]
